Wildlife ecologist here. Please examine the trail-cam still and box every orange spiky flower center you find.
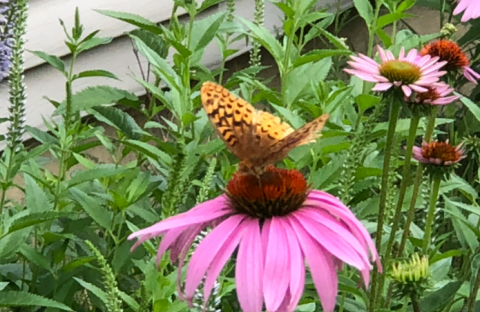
[421,40,469,71]
[379,60,422,84]
[415,87,441,104]
[226,166,308,218]
[421,141,462,164]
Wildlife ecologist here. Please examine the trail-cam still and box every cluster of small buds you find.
[0,0,13,81]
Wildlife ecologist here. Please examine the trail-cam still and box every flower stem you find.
[376,116,420,306]
[467,262,480,312]
[422,177,441,254]
[369,98,401,311]
[411,296,422,312]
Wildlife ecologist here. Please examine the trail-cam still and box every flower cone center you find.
[379,60,422,85]
[226,166,308,218]
[415,87,440,104]
[421,40,469,71]
[422,142,461,163]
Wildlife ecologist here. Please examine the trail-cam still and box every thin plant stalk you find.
[397,109,438,257]
[467,263,480,312]
[369,97,402,311]
[422,177,441,254]
[412,296,422,312]
[375,116,420,306]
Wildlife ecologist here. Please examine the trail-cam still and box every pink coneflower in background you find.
[412,140,466,165]
[421,39,480,85]
[453,0,480,22]
[344,45,447,97]
[406,82,459,105]
[129,166,381,312]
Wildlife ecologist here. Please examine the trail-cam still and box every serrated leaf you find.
[130,35,181,92]
[123,140,172,166]
[90,106,143,140]
[25,126,59,145]
[189,12,226,51]
[7,212,73,234]
[130,29,168,58]
[28,51,65,73]
[0,229,29,259]
[68,166,130,187]
[240,17,284,67]
[0,291,73,311]
[95,9,161,34]
[460,94,480,123]
[74,278,108,304]
[54,86,139,115]
[24,174,53,213]
[19,244,53,273]
[69,188,113,231]
[118,290,140,311]
[75,70,119,80]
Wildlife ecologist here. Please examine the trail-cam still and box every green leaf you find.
[118,290,140,311]
[54,86,139,115]
[130,29,168,58]
[75,69,119,80]
[407,281,462,312]
[24,174,53,213]
[123,140,172,167]
[293,49,351,67]
[460,94,480,123]
[74,277,108,303]
[7,212,73,234]
[240,17,284,67]
[353,0,374,25]
[0,291,73,311]
[25,125,59,145]
[189,12,226,51]
[69,188,113,231]
[90,106,144,140]
[95,9,161,34]
[130,35,181,91]
[28,51,65,73]
[68,166,130,187]
[0,229,29,259]
[19,244,53,273]
[376,12,414,29]
[77,36,112,53]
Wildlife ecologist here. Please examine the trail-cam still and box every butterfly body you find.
[200,81,329,176]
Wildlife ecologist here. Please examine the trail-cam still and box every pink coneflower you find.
[344,46,447,97]
[453,0,480,22]
[421,40,480,84]
[412,140,465,165]
[406,82,459,105]
[129,166,380,312]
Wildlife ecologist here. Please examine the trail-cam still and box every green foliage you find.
[2,0,480,311]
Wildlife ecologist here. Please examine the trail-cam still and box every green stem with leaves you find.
[422,177,441,254]
[367,0,384,58]
[467,263,480,312]
[369,97,402,311]
[281,23,295,109]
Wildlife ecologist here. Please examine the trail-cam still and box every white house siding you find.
[0,0,353,147]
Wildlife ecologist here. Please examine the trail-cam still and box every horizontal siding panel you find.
[0,0,353,148]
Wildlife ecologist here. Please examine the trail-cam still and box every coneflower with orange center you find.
[128,165,381,312]
[421,40,480,84]
[413,140,465,166]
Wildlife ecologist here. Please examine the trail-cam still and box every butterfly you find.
[200,81,329,176]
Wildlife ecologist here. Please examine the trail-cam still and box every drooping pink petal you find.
[128,196,232,240]
[184,215,246,302]
[289,217,338,312]
[263,217,291,312]
[283,219,305,311]
[203,222,245,307]
[372,83,393,91]
[236,218,264,312]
